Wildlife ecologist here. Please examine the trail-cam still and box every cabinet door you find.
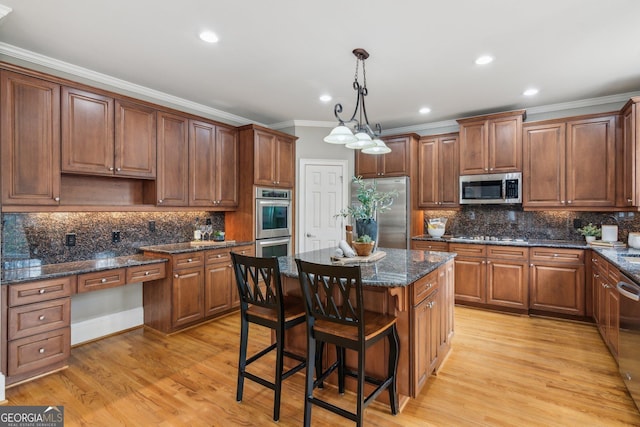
[459,120,487,175]
[1,71,61,206]
[254,130,277,186]
[215,126,239,207]
[412,289,439,397]
[172,266,204,328]
[380,137,409,176]
[354,149,380,178]
[114,99,156,179]
[61,86,114,175]
[523,123,566,208]
[453,256,486,303]
[566,116,616,207]
[275,135,295,187]
[529,263,585,316]
[156,112,189,206]
[489,115,522,173]
[189,119,216,207]
[204,261,233,317]
[439,135,459,207]
[605,285,620,357]
[621,103,636,207]
[486,259,528,309]
[418,137,439,207]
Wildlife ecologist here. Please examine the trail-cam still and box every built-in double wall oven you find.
[255,187,292,257]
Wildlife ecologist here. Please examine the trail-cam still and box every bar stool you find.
[295,259,399,427]
[231,252,307,421]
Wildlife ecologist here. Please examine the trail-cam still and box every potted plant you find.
[352,234,375,256]
[212,230,225,242]
[578,223,601,243]
[336,176,397,247]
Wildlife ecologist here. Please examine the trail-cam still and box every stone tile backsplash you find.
[423,206,639,241]
[1,211,224,267]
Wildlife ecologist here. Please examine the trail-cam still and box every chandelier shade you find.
[325,48,388,152]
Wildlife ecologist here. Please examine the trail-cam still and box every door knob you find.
[306,233,317,238]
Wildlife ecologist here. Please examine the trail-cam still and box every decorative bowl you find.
[427,227,445,238]
[352,241,374,257]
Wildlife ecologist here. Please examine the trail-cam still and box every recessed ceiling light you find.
[475,55,494,65]
[419,107,432,114]
[523,88,539,96]
[199,31,219,43]
[319,94,332,103]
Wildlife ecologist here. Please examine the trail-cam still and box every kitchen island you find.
[277,247,456,411]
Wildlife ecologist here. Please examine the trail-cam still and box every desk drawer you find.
[7,327,71,377]
[173,252,205,270]
[8,298,71,340]
[77,268,126,293]
[9,276,74,307]
[126,263,166,283]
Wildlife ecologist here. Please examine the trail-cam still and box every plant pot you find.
[355,219,378,251]
[585,235,596,243]
[352,241,374,257]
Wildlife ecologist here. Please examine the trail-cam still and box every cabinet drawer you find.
[8,298,71,340]
[590,252,608,275]
[231,245,255,256]
[487,246,529,260]
[173,252,205,270]
[413,271,438,305]
[206,249,232,265]
[77,268,126,293]
[9,276,74,307]
[530,248,584,264]
[126,263,166,283]
[449,243,487,257]
[8,327,71,377]
[412,241,449,252]
[607,264,620,283]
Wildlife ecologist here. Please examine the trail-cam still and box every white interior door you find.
[299,159,348,253]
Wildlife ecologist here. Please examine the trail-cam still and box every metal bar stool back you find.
[231,252,306,421]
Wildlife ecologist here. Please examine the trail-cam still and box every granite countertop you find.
[412,235,589,249]
[1,254,167,285]
[139,240,254,254]
[592,247,640,285]
[278,247,456,287]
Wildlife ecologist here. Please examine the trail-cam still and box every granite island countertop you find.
[278,247,456,287]
[139,240,254,254]
[1,254,167,285]
[413,234,589,249]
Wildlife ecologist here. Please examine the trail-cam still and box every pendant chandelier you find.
[323,48,390,154]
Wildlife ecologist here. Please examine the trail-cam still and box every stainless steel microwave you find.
[459,172,522,204]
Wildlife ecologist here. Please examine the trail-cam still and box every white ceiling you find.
[1,0,640,132]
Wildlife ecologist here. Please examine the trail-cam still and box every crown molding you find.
[0,42,259,126]
[525,91,640,115]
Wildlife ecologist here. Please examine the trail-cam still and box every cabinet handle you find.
[109,167,114,171]
[54,197,60,202]
[567,200,572,204]
[187,258,192,263]
[158,199,163,204]
[174,274,179,278]
[39,348,45,354]
[144,271,150,276]
[39,289,45,294]
[39,315,45,321]
[101,278,107,283]
[116,167,121,171]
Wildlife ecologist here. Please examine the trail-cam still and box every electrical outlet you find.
[573,218,582,229]
[148,220,156,232]
[112,231,121,243]
[65,233,76,247]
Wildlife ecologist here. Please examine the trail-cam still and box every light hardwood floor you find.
[5,306,640,426]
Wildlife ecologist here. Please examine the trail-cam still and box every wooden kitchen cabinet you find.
[1,70,61,206]
[156,112,189,206]
[457,110,525,175]
[251,126,295,188]
[591,252,619,359]
[4,276,73,385]
[172,265,205,328]
[529,247,585,316]
[418,133,459,208]
[114,99,156,178]
[620,97,640,207]
[412,240,449,252]
[355,134,419,178]
[411,270,440,396]
[450,243,487,304]
[523,113,616,209]
[204,249,233,317]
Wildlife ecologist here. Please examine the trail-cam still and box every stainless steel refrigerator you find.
[351,176,410,249]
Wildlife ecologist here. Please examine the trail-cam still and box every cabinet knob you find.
[109,167,114,171]
[553,254,558,257]
[116,167,121,171]
[158,199,163,204]
[188,258,192,262]
[144,271,150,276]
[482,260,486,264]
[217,254,222,258]
[594,274,600,278]
[489,168,494,171]
[39,348,45,354]
[101,278,107,283]
[487,260,491,264]
[39,315,45,321]
[54,197,60,202]
[530,264,534,267]
[227,264,233,268]
[628,198,633,203]
[39,289,45,294]
[567,200,572,204]
[174,274,179,278]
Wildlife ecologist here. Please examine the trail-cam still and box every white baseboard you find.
[71,307,143,346]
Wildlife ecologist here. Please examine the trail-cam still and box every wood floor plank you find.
[4,306,640,426]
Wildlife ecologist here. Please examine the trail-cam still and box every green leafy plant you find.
[336,176,397,220]
[355,234,372,244]
[578,223,601,237]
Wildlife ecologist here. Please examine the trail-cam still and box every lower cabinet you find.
[529,247,585,316]
[4,276,74,385]
[591,252,619,359]
[143,244,254,333]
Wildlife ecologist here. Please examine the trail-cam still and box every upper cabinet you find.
[355,134,419,178]
[241,125,296,188]
[1,70,61,206]
[621,97,640,207]
[418,133,459,208]
[457,110,525,175]
[156,111,189,206]
[61,87,156,179]
[523,113,616,209]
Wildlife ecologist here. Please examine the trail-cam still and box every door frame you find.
[297,159,349,252]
